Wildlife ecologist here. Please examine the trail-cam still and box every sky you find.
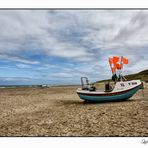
[0,10,148,85]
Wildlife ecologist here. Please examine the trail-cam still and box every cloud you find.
[16,64,31,69]
[0,10,148,85]
[0,53,40,64]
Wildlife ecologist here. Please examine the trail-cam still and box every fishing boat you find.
[77,56,143,102]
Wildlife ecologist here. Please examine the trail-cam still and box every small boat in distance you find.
[77,56,143,102]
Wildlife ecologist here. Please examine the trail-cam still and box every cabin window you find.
[120,83,125,87]
[132,82,137,85]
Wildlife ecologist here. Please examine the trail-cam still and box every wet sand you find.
[0,84,147,136]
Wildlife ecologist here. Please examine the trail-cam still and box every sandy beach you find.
[0,84,147,136]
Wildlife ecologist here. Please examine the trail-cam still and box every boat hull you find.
[77,84,141,102]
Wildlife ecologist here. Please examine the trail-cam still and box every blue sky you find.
[0,10,148,85]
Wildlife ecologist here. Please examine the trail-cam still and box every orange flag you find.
[113,56,120,64]
[109,58,114,73]
[109,57,113,65]
[122,57,128,64]
[116,63,123,69]
[112,66,116,73]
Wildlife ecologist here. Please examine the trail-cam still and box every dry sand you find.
[0,84,148,136]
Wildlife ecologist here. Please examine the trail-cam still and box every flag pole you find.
[120,56,123,81]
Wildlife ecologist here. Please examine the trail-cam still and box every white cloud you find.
[0,10,148,84]
[0,54,39,64]
[16,64,31,68]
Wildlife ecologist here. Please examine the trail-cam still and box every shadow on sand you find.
[57,98,144,106]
